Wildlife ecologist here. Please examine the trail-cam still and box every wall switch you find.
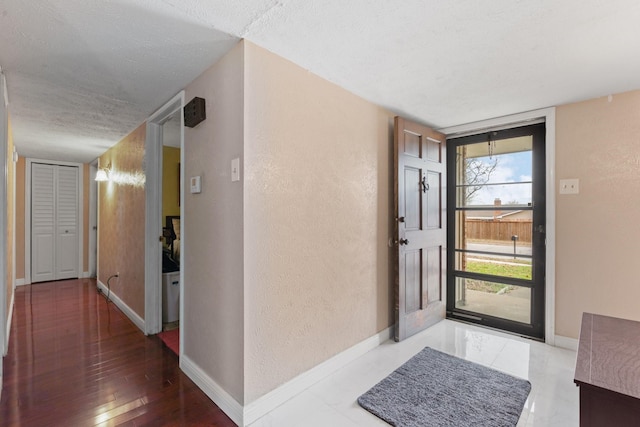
[559,178,579,194]
[231,158,240,182]
[190,176,201,193]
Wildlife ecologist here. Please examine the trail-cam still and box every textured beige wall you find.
[97,124,146,317]
[243,42,394,402]
[183,42,245,403]
[15,156,25,280]
[555,90,640,338]
[162,146,180,226]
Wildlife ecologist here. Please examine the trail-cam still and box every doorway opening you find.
[160,109,181,335]
[144,91,184,337]
[446,123,546,339]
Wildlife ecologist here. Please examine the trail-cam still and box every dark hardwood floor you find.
[1,279,237,426]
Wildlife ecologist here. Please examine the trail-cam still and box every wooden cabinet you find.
[574,313,640,426]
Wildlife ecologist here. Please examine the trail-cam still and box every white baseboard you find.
[180,327,392,427]
[243,326,393,425]
[180,355,244,426]
[96,280,145,333]
[18,275,92,285]
[554,335,578,351]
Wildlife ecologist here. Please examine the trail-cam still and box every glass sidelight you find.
[447,124,545,339]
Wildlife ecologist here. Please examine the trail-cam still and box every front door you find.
[394,117,447,341]
[446,123,546,339]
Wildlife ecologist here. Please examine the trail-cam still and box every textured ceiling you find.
[2,0,640,163]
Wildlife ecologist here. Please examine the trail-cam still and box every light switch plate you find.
[559,178,579,194]
[190,176,201,194]
[231,158,240,182]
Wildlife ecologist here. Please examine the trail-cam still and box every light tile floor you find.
[250,320,579,426]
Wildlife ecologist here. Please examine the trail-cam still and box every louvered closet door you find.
[31,163,79,282]
[56,166,79,279]
[32,164,56,282]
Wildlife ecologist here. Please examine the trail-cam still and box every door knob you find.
[395,238,409,246]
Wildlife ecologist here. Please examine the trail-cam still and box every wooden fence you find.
[465,219,532,243]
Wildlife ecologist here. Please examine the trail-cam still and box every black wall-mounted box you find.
[184,97,206,128]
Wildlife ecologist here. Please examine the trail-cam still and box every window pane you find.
[455,239,532,258]
[457,183,532,208]
[454,254,531,280]
[454,214,533,263]
[454,277,531,324]
[456,136,532,208]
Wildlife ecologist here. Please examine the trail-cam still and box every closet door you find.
[56,166,79,280]
[32,164,56,282]
[31,163,79,282]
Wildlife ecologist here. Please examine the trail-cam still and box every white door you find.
[56,166,79,279]
[32,164,56,282]
[88,164,97,278]
[31,163,79,282]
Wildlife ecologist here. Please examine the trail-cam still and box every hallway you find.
[0,279,235,426]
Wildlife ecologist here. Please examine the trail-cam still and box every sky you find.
[469,151,532,206]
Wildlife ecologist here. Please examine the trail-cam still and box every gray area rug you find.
[358,347,531,427]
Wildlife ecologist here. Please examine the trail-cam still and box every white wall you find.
[182,41,245,403]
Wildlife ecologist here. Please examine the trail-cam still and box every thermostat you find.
[190,176,201,194]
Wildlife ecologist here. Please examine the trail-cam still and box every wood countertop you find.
[574,312,640,399]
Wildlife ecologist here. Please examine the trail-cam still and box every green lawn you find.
[466,260,532,280]
[464,260,531,293]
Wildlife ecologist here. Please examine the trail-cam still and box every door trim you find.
[438,107,556,345]
[89,161,97,278]
[0,71,8,359]
[25,158,84,285]
[144,91,184,336]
